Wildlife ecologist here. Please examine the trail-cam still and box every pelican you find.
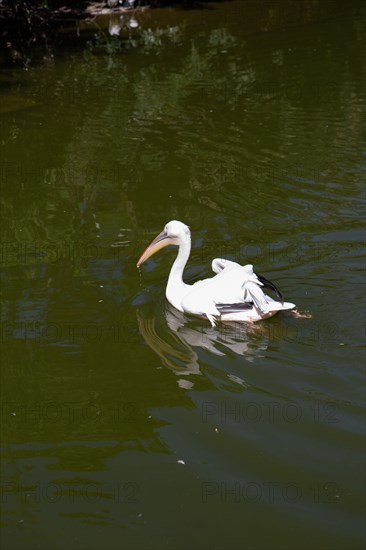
[136,220,296,327]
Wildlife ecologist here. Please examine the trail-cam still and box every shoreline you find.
[0,1,150,65]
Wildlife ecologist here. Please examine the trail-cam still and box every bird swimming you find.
[137,220,296,327]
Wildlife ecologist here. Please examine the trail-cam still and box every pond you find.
[1,1,365,549]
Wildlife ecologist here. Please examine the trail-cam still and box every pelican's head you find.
[136,220,190,268]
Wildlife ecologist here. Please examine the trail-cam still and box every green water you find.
[1,1,365,549]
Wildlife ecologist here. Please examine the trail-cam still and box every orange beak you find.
[136,230,174,268]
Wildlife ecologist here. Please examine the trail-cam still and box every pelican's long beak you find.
[136,230,174,268]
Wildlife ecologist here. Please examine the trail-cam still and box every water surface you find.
[1,1,365,549]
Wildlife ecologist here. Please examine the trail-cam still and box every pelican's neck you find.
[169,237,191,282]
[166,236,191,310]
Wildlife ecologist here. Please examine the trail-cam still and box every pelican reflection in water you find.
[136,304,270,388]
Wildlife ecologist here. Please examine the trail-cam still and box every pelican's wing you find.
[182,265,258,314]
[182,264,294,322]
[255,273,283,302]
[211,258,241,274]
[215,302,254,314]
[212,265,283,308]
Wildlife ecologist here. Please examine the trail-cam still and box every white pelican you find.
[137,220,296,327]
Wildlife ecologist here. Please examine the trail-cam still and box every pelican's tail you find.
[267,301,296,312]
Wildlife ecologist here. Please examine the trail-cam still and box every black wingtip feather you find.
[256,273,283,302]
[216,302,254,314]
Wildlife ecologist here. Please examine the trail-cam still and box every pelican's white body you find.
[138,221,296,327]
